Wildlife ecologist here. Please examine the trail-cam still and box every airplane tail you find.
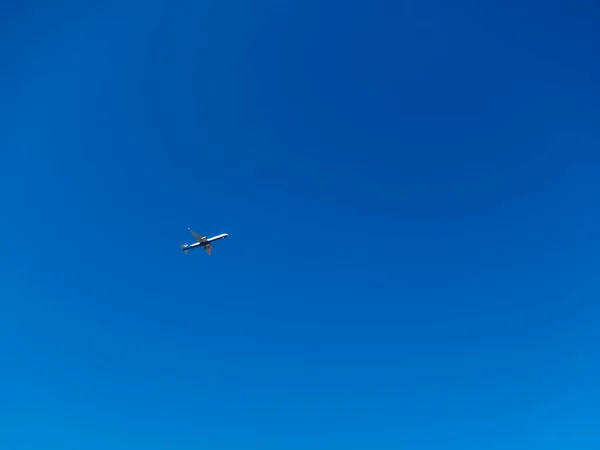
[179,244,189,254]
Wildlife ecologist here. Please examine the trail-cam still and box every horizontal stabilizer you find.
[179,244,189,254]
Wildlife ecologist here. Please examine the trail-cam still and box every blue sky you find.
[1,1,599,449]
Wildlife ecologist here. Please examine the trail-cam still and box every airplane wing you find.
[188,228,207,243]
[204,244,213,256]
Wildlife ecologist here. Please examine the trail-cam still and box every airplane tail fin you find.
[179,244,189,255]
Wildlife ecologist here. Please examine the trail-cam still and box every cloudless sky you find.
[1,1,600,449]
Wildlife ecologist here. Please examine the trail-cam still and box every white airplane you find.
[180,228,229,256]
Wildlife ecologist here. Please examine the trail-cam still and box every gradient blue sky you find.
[1,1,600,449]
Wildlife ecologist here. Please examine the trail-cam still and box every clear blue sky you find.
[1,1,599,449]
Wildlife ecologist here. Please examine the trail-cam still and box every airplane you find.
[180,228,229,256]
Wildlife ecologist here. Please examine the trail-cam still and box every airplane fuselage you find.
[181,233,228,251]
